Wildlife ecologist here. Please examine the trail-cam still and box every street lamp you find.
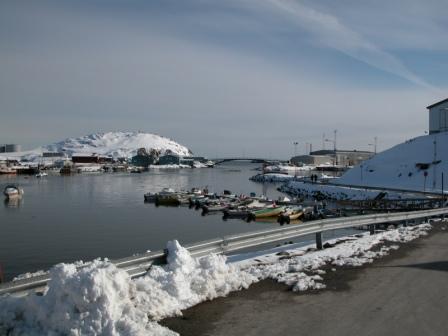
[368,136,378,154]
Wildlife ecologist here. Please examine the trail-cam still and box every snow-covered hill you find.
[336,132,448,193]
[2,132,193,160]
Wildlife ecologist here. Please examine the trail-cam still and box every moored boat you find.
[278,206,304,224]
[250,205,285,219]
[3,185,24,199]
[0,166,17,175]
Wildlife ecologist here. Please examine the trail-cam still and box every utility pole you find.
[333,130,337,152]
[433,138,437,190]
[442,172,444,202]
[322,133,326,150]
[334,129,337,165]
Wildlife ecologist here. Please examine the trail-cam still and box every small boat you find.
[36,172,48,178]
[144,192,157,202]
[154,188,183,206]
[3,185,24,199]
[278,206,303,224]
[0,166,17,175]
[202,204,228,214]
[130,167,143,173]
[250,205,285,219]
[223,208,251,219]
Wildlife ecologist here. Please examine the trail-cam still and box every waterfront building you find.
[290,155,333,166]
[427,98,448,134]
[71,153,112,164]
[310,149,374,167]
[158,154,181,165]
[0,144,21,153]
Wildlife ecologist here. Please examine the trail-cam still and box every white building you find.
[427,98,448,134]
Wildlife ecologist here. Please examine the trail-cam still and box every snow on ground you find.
[1,131,193,162]
[280,180,417,200]
[0,224,433,335]
[250,173,296,183]
[336,132,448,193]
[264,165,314,174]
[236,224,431,291]
[148,164,191,169]
[250,173,340,183]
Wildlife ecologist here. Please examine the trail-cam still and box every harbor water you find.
[0,162,353,281]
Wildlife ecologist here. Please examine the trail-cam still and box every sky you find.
[1,0,447,158]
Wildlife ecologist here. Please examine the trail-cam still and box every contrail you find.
[266,0,437,91]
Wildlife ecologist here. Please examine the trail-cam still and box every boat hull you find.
[251,206,285,219]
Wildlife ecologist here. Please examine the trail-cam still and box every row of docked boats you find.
[143,188,323,224]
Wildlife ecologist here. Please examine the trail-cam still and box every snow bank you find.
[280,180,415,200]
[336,132,448,193]
[0,224,433,335]
[0,241,255,336]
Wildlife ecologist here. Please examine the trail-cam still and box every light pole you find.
[368,136,378,154]
[325,137,337,165]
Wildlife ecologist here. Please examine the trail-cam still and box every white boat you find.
[0,166,17,174]
[36,172,48,178]
[76,165,103,173]
[4,185,24,199]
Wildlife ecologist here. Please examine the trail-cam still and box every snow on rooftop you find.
[0,224,432,335]
[336,132,448,193]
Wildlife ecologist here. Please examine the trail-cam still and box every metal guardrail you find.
[1,207,448,297]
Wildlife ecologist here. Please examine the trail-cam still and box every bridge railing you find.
[1,207,447,297]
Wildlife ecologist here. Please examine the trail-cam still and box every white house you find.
[427,98,448,134]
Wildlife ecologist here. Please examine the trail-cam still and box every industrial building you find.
[290,155,333,166]
[310,149,374,167]
[0,144,21,153]
[71,153,113,164]
[427,98,448,134]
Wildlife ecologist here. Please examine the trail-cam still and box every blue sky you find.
[1,0,447,157]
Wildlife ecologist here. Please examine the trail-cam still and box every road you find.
[163,223,448,336]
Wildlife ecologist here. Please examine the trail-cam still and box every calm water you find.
[0,162,358,281]
[0,162,290,280]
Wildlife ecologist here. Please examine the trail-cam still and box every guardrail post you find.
[369,224,375,235]
[316,232,323,250]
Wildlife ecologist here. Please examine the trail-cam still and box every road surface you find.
[163,223,448,336]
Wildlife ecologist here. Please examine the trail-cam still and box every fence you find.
[1,207,447,296]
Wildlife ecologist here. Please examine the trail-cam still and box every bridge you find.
[211,157,288,165]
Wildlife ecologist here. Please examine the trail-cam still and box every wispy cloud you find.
[265,0,436,90]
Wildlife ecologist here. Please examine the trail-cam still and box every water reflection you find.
[4,197,22,208]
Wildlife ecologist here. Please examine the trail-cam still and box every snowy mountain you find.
[2,132,193,160]
[336,132,448,193]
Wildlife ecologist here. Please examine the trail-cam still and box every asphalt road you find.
[163,223,448,336]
